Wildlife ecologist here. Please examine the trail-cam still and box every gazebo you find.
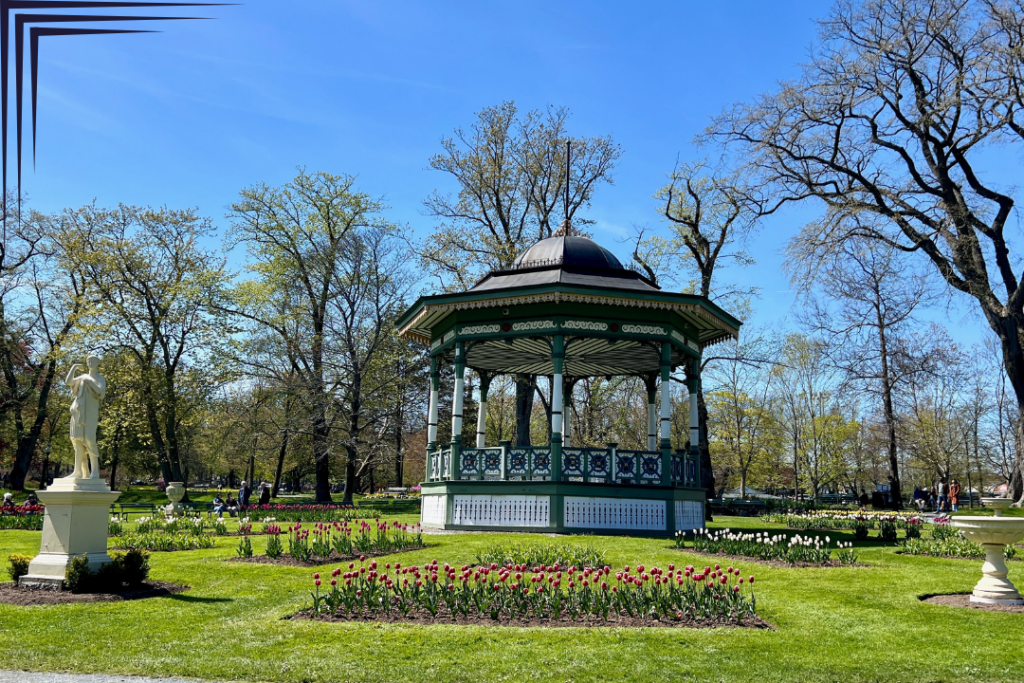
[397,228,741,535]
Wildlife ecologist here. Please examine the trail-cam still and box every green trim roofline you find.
[397,283,742,346]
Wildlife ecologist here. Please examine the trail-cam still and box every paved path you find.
[0,672,236,683]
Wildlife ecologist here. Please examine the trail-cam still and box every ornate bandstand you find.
[397,229,741,536]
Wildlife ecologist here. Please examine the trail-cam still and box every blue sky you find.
[16,0,992,346]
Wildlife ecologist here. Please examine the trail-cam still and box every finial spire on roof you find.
[556,140,572,237]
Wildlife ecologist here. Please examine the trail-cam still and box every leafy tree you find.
[227,169,409,502]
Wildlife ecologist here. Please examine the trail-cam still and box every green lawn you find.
[2,516,1023,683]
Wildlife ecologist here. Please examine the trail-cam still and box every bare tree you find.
[713,0,1024,502]
[795,237,935,507]
[421,101,621,447]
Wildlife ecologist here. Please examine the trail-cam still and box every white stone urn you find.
[982,497,1013,517]
[949,516,1024,605]
[164,481,186,515]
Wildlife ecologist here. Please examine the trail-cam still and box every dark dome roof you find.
[471,234,659,293]
[513,236,625,271]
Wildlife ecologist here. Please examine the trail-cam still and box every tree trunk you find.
[990,316,1024,504]
[343,446,357,505]
[272,427,289,498]
[312,414,333,503]
[515,375,535,447]
[7,357,60,490]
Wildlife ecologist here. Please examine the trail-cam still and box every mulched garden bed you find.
[289,606,772,629]
[226,545,428,568]
[920,593,1024,613]
[679,549,868,569]
[0,581,188,606]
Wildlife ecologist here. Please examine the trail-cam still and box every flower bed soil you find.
[289,606,772,629]
[0,581,187,606]
[226,545,428,568]
[680,549,867,569]
[920,593,1024,613]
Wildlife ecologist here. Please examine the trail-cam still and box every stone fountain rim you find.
[949,516,1024,531]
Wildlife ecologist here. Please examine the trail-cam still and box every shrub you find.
[65,555,93,593]
[475,541,606,570]
[236,535,253,558]
[113,549,150,586]
[108,518,124,537]
[308,558,759,624]
[212,518,228,535]
[0,513,44,530]
[7,554,31,582]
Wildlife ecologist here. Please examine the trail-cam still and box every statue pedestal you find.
[18,478,121,589]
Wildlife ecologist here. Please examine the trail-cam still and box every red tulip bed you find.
[232,520,426,567]
[0,505,44,530]
[296,558,766,629]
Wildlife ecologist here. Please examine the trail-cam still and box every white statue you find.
[64,354,106,479]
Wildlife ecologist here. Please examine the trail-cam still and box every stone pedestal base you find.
[18,478,120,587]
[970,544,1024,606]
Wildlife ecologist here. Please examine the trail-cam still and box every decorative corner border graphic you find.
[0,1,231,208]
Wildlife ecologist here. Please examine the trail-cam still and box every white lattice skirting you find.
[675,500,705,531]
[564,497,666,531]
[421,495,446,526]
[451,495,551,527]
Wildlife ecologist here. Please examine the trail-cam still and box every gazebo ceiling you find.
[458,336,689,377]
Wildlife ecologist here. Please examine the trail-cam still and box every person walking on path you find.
[949,479,962,513]
[935,479,948,514]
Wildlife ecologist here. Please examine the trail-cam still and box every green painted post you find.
[660,342,673,486]
[690,356,702,489]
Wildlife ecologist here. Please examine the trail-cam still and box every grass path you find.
[1,517,1022,682]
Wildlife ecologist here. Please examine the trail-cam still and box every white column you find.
[476,398,487,448]
[451,350,466,441]
[427,372,439,446]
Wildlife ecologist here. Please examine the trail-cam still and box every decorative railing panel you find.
[426,445,700,487]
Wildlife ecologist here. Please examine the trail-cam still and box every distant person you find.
[1,471,8,488]
[935,479,948,513]
[949,479,962,512]
[858,492,869,509]
[212,495,226,517]
[258,483,271,506]
[24,491,38,506]
[2,492,15,512]
[225,493,238,517]
[912,486,924,512]
[238,480,252,510]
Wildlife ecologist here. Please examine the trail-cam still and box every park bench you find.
[110,503,157,520]
[726,499,767,516]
